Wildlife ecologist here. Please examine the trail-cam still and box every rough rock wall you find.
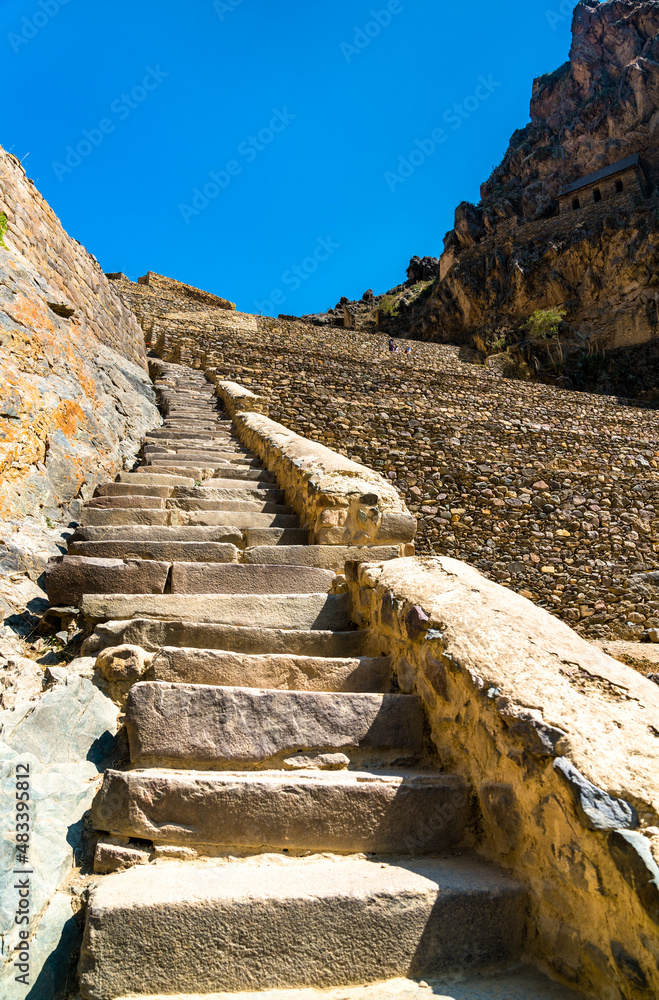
[0,148,160,581]
[411,0,659,355]
[114,271,659,646]
[0,149,147,368]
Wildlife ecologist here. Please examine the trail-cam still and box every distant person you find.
[388,339,395,352]
[405,346,413,357]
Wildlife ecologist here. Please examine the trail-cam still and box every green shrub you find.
[0,213,8,250]
[525,307,567,370]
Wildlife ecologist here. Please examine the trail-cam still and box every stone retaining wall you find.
[347,555,659,1000]
[215,379,416,550]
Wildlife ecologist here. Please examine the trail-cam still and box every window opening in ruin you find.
[572,197,580,210]
[593,188,602,203]
[615,179,624,193]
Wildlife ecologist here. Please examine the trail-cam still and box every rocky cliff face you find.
[0,147,160,592]
[408,0,659,384]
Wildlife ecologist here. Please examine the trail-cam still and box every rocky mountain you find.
[303,2,659,396]
[408,0,659,391]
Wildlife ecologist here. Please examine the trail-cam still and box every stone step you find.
[202,478,284,493]
[192,486,286,504]
[145,647,391,692]
[149,463,274,484]
[146,446,257,464]
[88,619,372,659]
[84,495,166,510]
[139,465,208,481]
[245,528,310,547]
[146,430,236,441]
[69,525,245,547]
[92,768,468,853]
[245,544,400,572]
[119,472,196,487]
[68,541,241,563]
[96,483,174,499]
[104,967,583,1000]
[169,563,334,595]
[80,508,171,527]
[169,499,294,514]
[79,855,526,997]
[163,421,227,430]
[80,593,353,629]
[45,556,170,606]
[124,683,423,768]
[144,450,246,465]
[172,512,299,529]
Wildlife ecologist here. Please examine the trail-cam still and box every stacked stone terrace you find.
[108,273,659,646]
[41,359,590,1000]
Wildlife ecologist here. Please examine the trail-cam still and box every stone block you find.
[245,544,400,572]
[45,555,170,606]
[92,768,469,853]
[79,856,526,996]
[88,618,371,658]
[169,562,334,595]
[80,592,353,629]
[147,647,392,692]
[67,540,241,563]
[125,682,424,767]
[79,507,170,527]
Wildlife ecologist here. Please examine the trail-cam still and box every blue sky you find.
[1,0,576,316]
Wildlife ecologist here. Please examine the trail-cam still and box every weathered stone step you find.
[144,450,249,465]
[139,464,208,480]
[96,482,174,499]
[162,421,227,430]
[146,430,236,441]
[80,593,353,629]
[70,525,244,546]
[145,441,255,458]
[170,498,294,514]
[172,512,299,530]
[149,462,274,484]
[106,968,583,1000]
[202,478,285,493]
[84,495,166,510]
[169,563,334,595]
[80,507,170,527]
[79,855,526,997]
[68,541,240,563]
[125,683,423,768]
[192,486,286,504]
[119,472,195,487]
[45,556,170,606]
[144,647,391,691]
[245,528,310,547]
[89,619,372,659]
[92,768,468,853]
[245,544,400,572]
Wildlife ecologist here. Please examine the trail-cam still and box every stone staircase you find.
[45,362,581,999]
